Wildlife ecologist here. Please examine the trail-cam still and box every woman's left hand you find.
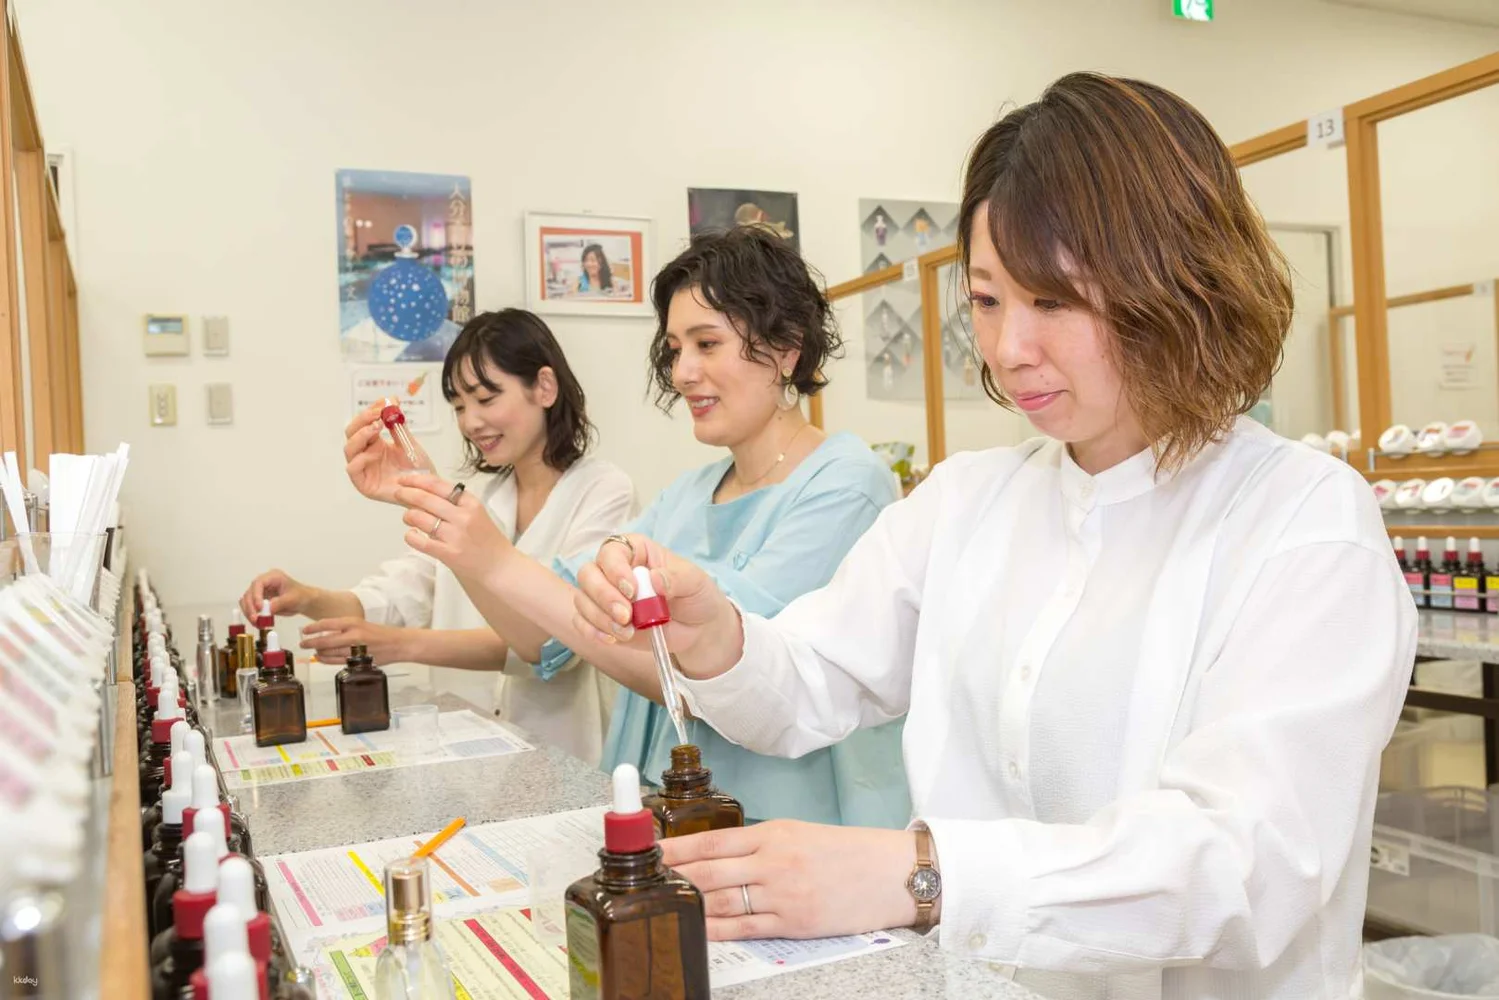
[661,821,919,941]
[394,473,512,581]
[299,618,414,665]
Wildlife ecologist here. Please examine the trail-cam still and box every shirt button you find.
[1079,483,1094,500]
[1008,761,1020,780]
[969,933,988,951]
[1020,664,1032,682]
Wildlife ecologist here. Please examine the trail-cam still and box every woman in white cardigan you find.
[569,74,1416,998]
[243,309,634,764]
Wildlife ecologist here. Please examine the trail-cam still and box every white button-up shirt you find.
[352,455,635,764]
[678,419,1416,1000]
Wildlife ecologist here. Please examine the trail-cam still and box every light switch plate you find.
[203,315,230,356]
[206,382,233,425]
[143,314,189,357]
[148,384,177,426]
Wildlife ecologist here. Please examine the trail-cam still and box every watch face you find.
[908,866,941,902]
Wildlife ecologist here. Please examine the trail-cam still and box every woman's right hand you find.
[573,534,744,680]
[241,569,316,622]
[344,402,408,504]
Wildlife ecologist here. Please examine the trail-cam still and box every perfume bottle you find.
[197,614,218,703]
[337,645,391,734]
[220,608,249,699]
[253,600,275,676]
[149,831,219,1000]
[151,790,229,942]
[143,750,193,929]
[1408,536,1432,609]
[374,857,456,1000]
[566,764,710,1000]
[252,632,307,748]
[1430,536,1459,610]
[142,727,203,850]
[367,223,450,348]
[187,899,268,1000]
[1455,537,1487,612]
[236,631,258,702]
[643,744,744,838]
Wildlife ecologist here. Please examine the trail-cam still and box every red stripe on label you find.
[464,918,548,1000]
[362,754,375,766]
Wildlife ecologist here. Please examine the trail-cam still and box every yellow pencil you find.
[413,817,466,859]
[307,717,342,729]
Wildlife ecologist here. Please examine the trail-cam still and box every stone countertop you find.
[201,686,1045,999]
[1417,609,1499,661]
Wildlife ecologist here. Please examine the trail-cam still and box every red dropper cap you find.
[254,599,273,632]
[261,631,286,669]
[1417,536,1431,561]
[228,607,246,638]
[189,963,269,1000]
[603,764,655,854]
[380,401,406,427]
[631,566,670,630]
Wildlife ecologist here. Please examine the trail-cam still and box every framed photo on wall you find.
[524,212,654,317]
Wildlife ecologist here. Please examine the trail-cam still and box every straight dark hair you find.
[440,309,594,477]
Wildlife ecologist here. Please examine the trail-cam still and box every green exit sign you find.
[1173,0,1214,20]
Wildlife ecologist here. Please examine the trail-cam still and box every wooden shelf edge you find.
[1385,524,1499,540]
[101,669,149,1000]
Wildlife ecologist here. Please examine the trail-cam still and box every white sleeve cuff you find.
[351,585,398,626]
[923,816,1031,963]
[674,611,797,753]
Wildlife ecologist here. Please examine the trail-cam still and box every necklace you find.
[736,423,810,488]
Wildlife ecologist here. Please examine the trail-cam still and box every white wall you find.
[14,0,1499,609]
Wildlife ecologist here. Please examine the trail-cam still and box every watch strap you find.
[911,823,938,932]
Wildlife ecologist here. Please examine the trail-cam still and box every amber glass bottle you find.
[252,631,306,747]
[336,645,391,734]
[218,613,247,699]
[643,744,744,838]
[566,765,710,1000]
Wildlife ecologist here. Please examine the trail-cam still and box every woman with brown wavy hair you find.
[570,73,1416,997]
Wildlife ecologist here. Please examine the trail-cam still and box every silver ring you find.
[603,534,635,562]
[741,884,753,917]
[428,516,442,538]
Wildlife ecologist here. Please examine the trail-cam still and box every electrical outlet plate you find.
[203,315,230,356]
[148,384,177,426]
[206,383,233,425]
[143,314,189,357]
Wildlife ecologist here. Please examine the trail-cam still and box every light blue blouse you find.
[539,432,912,828]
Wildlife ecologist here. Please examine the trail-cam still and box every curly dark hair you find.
[440,309,595,477]
[647,225,842,411]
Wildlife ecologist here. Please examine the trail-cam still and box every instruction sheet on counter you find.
[312,907,904,998]
[264,808,905,996]
[211,709,532,789]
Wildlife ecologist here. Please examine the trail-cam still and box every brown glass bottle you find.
[566,765,710,1000]
[218,617,247,699]
[252,631,306,747]
[643,745,744,838]
[336,645,391,734]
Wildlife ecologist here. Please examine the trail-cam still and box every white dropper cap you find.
[148,654,166,689]
[632,566,657,600]
[259,599,271,619]
[194,797,230,860]
[170,720,189,759]
[219,856,257,916]
[1448,536,1459,551]
[191,763,220,813]
[1471,537,1483,554]
[1394,535,1404,548]
[156,687,182,723]
[168,750,193,794]
[206,952,258,1000]
[230,607,245,628]
[182,831,219,894]
[613,763,643,813]
[1418,535,1430,550]
[265,631,281,653]
[162,769,192,825]
[184,729,207,769]
[201,902,251,975]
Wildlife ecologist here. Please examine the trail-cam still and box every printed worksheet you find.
[312,907,905,999]
[265,806,608,963]
[210,709,533,789]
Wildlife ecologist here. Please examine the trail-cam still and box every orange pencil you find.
[307,717,341,729]
[413,817,467,859]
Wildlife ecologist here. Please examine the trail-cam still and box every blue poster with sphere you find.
[336,169,474,363]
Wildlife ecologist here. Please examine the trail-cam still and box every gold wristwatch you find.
[906,822,942,931]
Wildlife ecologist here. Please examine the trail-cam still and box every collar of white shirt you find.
[1056,441,1161,508]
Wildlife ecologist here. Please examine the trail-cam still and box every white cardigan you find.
[352,455,635,765]
[678,419,1416,1000]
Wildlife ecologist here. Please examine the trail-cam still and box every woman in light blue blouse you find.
[394,226,911,828]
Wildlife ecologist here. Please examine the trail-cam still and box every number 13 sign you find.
[1307,108,1346,150]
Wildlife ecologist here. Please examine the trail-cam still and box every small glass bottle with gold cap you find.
[374,856,456,1000]
[642,744,744,838]
[251,631,306,748]
[337,645,391,734]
